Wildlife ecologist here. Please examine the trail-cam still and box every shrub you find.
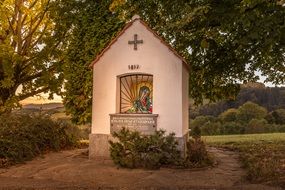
[221,122,244,135]
[239,144,281,182]
[236,101,267,124]
[109,128,214,169]
[265,112,275,124]
[190,116,221,136]
[0,114,79,167]
[200,121,222,136]
[190,125,201,139]
[271,109,285,125]
[190,116,217,129]
[276,125,285,132]
[245,119,267,134]
[56,119,90,140]
[109,128,181,169]
[219,108,238,122]
[263,124,277,133]
[185,138,213,167]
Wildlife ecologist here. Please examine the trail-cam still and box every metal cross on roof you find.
[128,34,143,50]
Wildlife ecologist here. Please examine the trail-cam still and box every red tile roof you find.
[90,17,189,72]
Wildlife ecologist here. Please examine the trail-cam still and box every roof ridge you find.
[89,16,189,72]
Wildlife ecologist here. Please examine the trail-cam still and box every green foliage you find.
[221,122,244,135]
[201,121,222,136]
[190,115,221,136]
[236,101,267,123]
[190,116,217,128]
[276,125,285,132]
[241,144,281,182]
[191,86,285,120]
[204,133,285,183]
[109,128,181,169]
[185,138,213,167]
[54,0,285,123]
[265,112,276,124]
[189,102,285,135]
[55,118,91,140]
[58,0,124,124]
[116,0,285,104]
[109,128,214,169]
[219,108,238,122]
[270,109,285,125]
[0,114,79,167]
[0,0,67,112]
[190,125,201,139]
[246,119,268,134]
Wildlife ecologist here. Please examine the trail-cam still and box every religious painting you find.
[120,74,153,113]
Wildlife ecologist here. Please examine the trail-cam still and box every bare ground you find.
[0,148,282,190]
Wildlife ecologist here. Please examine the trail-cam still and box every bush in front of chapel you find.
[109,128,180,169]
[109,128,213,169]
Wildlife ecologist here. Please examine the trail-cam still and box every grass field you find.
[203,133,285,144]
[203,133,285,186]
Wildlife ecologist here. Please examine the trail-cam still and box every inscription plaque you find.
[110,114,158,135]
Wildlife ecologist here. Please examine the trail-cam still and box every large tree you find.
[61,0,285,123]
[61,0,124,124]
[0,0,67,113]
[117,0,285,104]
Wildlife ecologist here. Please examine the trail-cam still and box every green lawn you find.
[203,133,285,186]
[203,133,285,144]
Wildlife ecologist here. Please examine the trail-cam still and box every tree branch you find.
[16,0,23,54]
[18,64,56,85]
[20,72,43,84]
[22,0,51,47]
[18,87,50,100]
[28,23,48,50]
[7,18,16,35]
[29,0,39,9]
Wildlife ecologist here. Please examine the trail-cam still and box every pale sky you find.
[257,71,284,87]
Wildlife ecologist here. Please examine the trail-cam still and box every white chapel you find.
[89,15,189,158]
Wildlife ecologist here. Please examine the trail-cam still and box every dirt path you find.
[0,148,282,190]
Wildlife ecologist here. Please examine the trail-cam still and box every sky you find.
[257,72,284,88]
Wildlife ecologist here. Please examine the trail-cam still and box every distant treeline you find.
[190,101,285,136]
[190,86,285,119]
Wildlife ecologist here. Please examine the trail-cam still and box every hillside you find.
[191,83,285,119]
[22,103,63,110]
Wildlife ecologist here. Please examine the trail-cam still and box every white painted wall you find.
[92,20,188,137]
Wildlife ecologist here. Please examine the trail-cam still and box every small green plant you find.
[109,128,213,169]
[109,128,181,169]
[187,127,213,167]
[185,138,213,167]
[190,125,201,139]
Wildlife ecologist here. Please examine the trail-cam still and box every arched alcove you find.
[119,74,153,113]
